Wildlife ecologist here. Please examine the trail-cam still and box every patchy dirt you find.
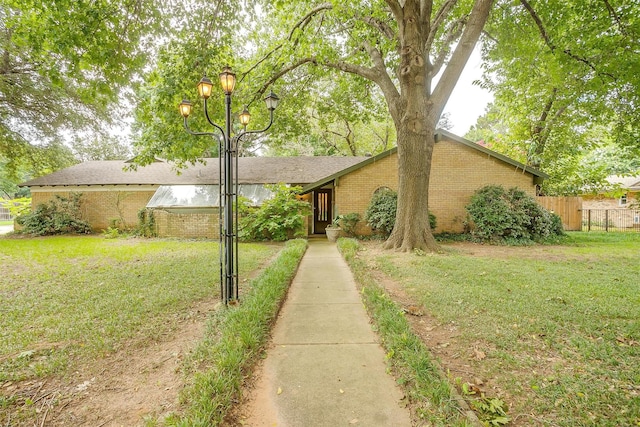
[3,299,217,427]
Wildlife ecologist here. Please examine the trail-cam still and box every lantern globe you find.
[264,90,280,111]
[179,99,192,118]
[197,76,214,99]
[239,107,251,126]
[219,66,236,95]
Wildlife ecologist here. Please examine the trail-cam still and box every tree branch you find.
[324,49,400,118]
[430,16,466,77]
[289,3,333,41]
[602,0,627,35]
[358,15,395,40]
[251,57,318,104]
[427,0,458,50]
[384,0,403,24]
[432,0,494,117]
[520,0,616,81]
[240,3,333,84]
[519,0,552,50]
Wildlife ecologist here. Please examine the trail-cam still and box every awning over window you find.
[146,185,273,209]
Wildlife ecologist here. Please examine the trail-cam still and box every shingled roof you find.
[20,156,369,187]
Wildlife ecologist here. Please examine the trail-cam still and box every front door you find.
[314,189,332,234]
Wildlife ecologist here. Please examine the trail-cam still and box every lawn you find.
[355,232,640,426]
[0,235,281,383]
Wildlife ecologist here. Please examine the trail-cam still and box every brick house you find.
[581,175,640,229]
[20,130,547,237]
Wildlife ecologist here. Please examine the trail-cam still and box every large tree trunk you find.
[381,0,494,252]
[384,122,439,252]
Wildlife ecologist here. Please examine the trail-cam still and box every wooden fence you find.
[536,196,583,231]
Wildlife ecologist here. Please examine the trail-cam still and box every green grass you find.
[361,232,640,426]
[0,220,12,226]
[0,235,280,383]
[164,239,307,426]
[338,238,473,426]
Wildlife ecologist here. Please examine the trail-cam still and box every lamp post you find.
[179,67,279,305]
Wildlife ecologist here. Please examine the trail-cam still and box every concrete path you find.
[244,240,411,426]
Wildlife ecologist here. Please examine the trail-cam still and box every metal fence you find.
[0,207,11,221]
[582,209,640,232]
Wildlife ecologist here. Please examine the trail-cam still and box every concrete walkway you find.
[244,240,411,426]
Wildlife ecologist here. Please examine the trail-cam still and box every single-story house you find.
[581,175,640,229]
[581,175,640,210]
[19,130,547,237]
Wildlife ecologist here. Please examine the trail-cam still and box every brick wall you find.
[31,187,156,231]
[334,137,538,234]
[153,210,219,238]
[582,192,638,210]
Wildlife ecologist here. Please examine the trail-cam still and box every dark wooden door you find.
[314,189,332,234]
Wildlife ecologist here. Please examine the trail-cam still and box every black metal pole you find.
[223,93,235,304]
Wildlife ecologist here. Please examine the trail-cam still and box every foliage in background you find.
[365,188,436,236]
[473,2,640,195]
[466,185,564,243]
[16,193,91,236]
[0,197,31,217]
[166,239,307,426]
[239,184,311,241]
[130,1,244,165]
[0,0,176,179]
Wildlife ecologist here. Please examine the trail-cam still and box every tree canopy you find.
[0,0,173,180]
[472,0,640,194]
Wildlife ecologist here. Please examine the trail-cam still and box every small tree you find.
[16,193,91,235]
[239,184,311,241]
[466,185,564,243]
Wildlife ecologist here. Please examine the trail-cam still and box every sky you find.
[441,48,494,136]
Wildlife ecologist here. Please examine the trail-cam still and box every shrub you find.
[16,193,91,235]
[239,184,311,241]
[365,188,398,235]
[338,213,361,236]
[466,185,564,243]
[365,188,436,236]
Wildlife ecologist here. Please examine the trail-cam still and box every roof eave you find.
[301,149,398,193]
[434,129,549,179]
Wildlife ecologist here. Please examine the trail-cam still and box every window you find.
[373,186,393,195]
[620,193,628,206]
[635,215,640,225]
[146,184,274,209]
